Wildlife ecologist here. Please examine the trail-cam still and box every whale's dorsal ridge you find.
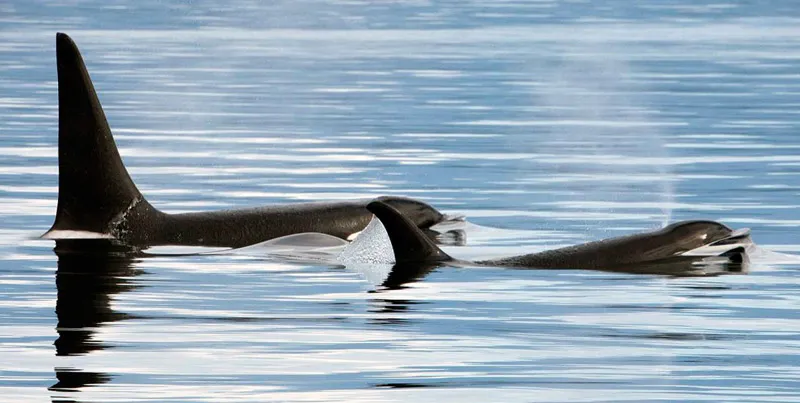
[366,200,451,264]
[49,33,151,236]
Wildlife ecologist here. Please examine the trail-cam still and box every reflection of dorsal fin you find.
[366,200,451,263]
[47,33,153,236]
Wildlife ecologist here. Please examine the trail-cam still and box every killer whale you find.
[365,200,749,282]
[43,33,445,248]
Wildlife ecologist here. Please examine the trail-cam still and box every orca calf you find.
[365,200,749,283]
[43,33,445,248]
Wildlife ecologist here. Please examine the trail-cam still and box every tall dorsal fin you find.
[366,200,451,263]
[47,33,149,236]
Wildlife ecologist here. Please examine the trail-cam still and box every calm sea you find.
[1,1,799,402]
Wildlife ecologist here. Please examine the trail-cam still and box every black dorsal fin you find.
[47,33,150,236]
[366,200,451,263]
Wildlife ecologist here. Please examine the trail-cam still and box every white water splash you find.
[337,216,395,265]
[337,216,396,286]
[40,230,115,240]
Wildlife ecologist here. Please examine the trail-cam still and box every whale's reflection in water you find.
[50,240,143,397]
[41,224,761,401]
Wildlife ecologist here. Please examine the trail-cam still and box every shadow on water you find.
[367,298,430,326]
[375,256,747,291]
[378,262,443,291]
[48,239,145,400]
[40,236,750,398]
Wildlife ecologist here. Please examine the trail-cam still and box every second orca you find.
[364,200,750,286]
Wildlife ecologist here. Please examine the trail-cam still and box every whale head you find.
[373,196,445,229]
[660,220,734,253]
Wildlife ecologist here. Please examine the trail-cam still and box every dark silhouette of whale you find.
[48,239,139,395]
[365,200,749,286]
[43,33,444,248]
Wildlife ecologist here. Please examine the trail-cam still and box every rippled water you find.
[2,1,800,402]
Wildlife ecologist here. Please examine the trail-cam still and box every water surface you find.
[1,1,799,402]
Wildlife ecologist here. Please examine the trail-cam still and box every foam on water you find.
[40,229,115,240]
[336,217,396,286]
[748,245,800,265]
[337,216,395,266]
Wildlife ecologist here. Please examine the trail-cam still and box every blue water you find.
[2,2,800,402]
